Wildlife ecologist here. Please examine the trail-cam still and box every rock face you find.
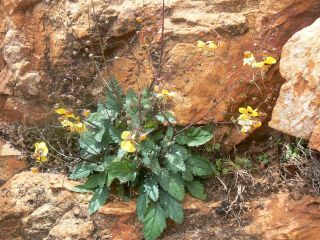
[246,193,320,240]
[1,172,320,240]
[269,18,320,151]
[0,138,26,184]
[0,0,319,131]
[0,172,142,240]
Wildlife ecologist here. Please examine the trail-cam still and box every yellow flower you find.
[264,56,277,65]
[243,51,253,58]
[33,142,48,163]
[253,121,262,128]
[61,119,75,128]
[243,52,255,66]
[252,61,265,68]
[156,89,177,99]
[74,122,87,133]
[153,85,160,93]
[217,41,225,47]
[139,133,148,141]
[120,131,136,153]
[239,113,250,120]
[207,41,217,50]
[240,125,252,133]
[161,89,169,95]
[55,108,77,119]
[136,17,143,23]
[197,40,218,53]
[239,106,259,117]
[30,167,39,173]
[82,109,91,118]
[237,107,262,134]
[197,40,206,49]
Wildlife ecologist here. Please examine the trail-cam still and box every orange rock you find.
[309,121,320,151]
[0,138,26,183]
[269,18,320,151]
[0,0,319,147]
[245,193,320,240]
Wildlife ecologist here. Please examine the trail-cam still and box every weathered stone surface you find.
[0,172,142,240]
[245,193,320,240]
[0,0,319,146]
[0,138,25,183]
[269,18,320,151]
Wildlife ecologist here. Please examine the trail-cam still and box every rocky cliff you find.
[1,0,319,135]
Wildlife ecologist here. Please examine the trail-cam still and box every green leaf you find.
[155,112,177,124]
[103,155,116,168]
[106,77,124,114]
[88,187,109,215]
[69,163,91,180]
[107,161,135,186]
[144,178,159,202]
[82,172,107,189]
[145,120,159,130]
[140,140,161,175]
[142,203,167,240]
[85,163,105,172]
[159,190,184,224]
[108,125,122,143]
[157,170,185,201]
[186,181,207,200]
[125,90,140,127]
[79,131,103,158]
[141,153,161,175]
[176,125,214,147]
[186,155,214,177]
[137,191,150,221]
[94,126,106,142]
[182,165,194,182]
[165,144,188,173]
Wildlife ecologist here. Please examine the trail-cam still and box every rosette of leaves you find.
[70,78,215,240]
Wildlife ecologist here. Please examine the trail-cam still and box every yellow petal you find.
[243,51,253,58]
[264,56,277,65]
[253,121,262,128]
[37,142,48,155]
[218,41,225,47]
[153,85,160,93]
[161,89,169,95]
[197,40,205,48]
[206,41,217,50]
[239,108,247,114]
[243,56,255,66]
[55,108,67,115]
[168,92,177,97]
[239,113,250,120]
[120,140,136,153]
[31,167,39,173]
[247,106,253,112]
[139,133,148,141]
[250,110,259,117]
[74,122,87,133]
[82,109,91,118]
[121,131,132,140]
[241,125,251,134]
[38,155,48,163]
[136,17,143,23]
[252,61,265,68]
[61,119,74,128]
